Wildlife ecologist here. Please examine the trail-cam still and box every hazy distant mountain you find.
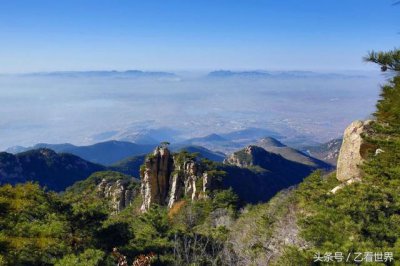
[22,70,177,79]
[302,138,342,165]
[175,129,283,154]
[6,143,76,154]
[6,141,155,165]
[207,70,273,78]
[220,127,282,142]
[0,149,105,191]
[120,132,159,145]
[255,137,332,169]
[272,71,365,79]
[189,133,228,142]
[116,127,183,144]
[62,141,155,165]
[179,134,237,153]
[170,145,226,162]
[207,70,365,79]
[4,145,29,154]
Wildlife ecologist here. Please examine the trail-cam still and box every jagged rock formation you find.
[97,178,137,213]
[168,160,200,208]
[336,120,374,182]
[140,146,215,211]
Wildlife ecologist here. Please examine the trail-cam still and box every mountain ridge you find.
[6,140,156,165]
[0,148,105,191]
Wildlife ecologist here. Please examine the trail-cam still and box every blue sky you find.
[0,0,399,72]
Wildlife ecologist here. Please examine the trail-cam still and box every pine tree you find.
[363,49,400,181]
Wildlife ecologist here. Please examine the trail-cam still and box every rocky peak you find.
[140,146,217,212]
[224,145,275,168]
[140,146,173,211]
[257,137,285,148]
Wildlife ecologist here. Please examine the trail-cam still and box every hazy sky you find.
[0,0,399,73]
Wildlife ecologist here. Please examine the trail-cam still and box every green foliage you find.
[365,49,400,72]
[0,171,139,265]
[66,201,109,252]
[0,182,70,265]
[212,188,239,211]
[55,249,105,266]
[273,246,314,266]
[173,150,199,165]
[289,171,400,264]
[134,205,172,258]
[55,249,106,266]
[206,169,226,185]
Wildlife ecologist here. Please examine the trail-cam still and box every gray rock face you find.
[97,178,138,213]
[336,120,374,182]
[140,146,215,211]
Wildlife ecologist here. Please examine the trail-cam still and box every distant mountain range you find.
[20,70,178,79]
[8,69,366,80]
[207,70,273,78]
[207,70,365,79]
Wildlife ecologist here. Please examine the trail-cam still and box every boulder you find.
[336,120,374,182]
